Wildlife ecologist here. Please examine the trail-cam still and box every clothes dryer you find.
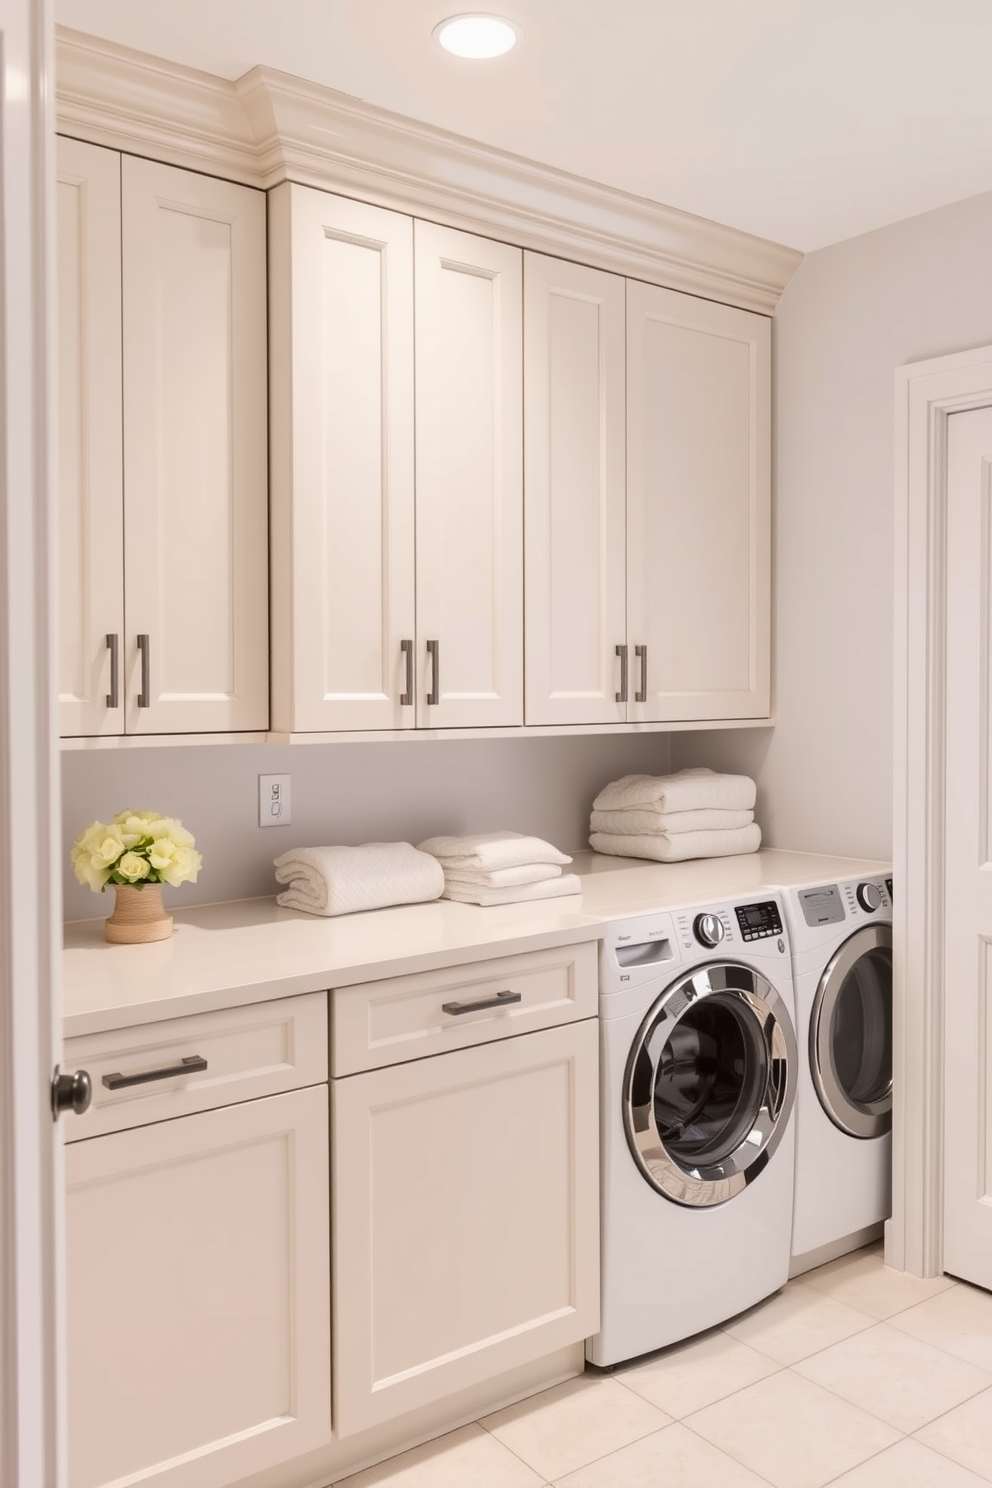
[588,895,798,1368]
[778,873,893,1269]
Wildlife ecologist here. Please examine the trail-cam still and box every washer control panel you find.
[693,912,725,947]
[735,900,784,942]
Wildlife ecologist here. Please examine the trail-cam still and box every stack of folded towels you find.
[417,831,581,906]
[274,842,444,916]
[589,768,761,863]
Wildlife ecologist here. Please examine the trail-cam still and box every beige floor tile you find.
[801,1245,957,1320]
[889,1281,992,1372]
[795,1320,992,1432]
[685,1369,901,1488]
[828,1437,992,1486]
[334,1423,545,1488]
[723,1280,874,1365]
[480,1373,669,1481]
[553,1421,770,1487]
[617,1329,780,1417]
[916,1385,992,1483]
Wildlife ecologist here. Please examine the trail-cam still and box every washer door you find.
[623,962,798,1208]
[811,924,892,1139]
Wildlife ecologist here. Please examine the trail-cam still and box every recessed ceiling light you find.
[433,15,520,60]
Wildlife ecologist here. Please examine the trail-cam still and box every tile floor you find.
[337,1243,992,1488]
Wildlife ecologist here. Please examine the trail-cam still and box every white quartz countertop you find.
[62,847,890,1037]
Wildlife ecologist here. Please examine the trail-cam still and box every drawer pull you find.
[102,1054,208,1090]
[441,990,523,1017]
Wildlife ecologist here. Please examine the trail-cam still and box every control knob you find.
[856,882,882,913]
[694,913,725,947]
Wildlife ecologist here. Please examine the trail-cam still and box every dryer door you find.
[811,923,892,1138]
[623,962,798,1208]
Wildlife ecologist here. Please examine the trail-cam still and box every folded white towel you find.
[442,874,582,907]
[593,768,757,815]
[590,807,754,836]
[442,863,563,889]
[274,842,444,916]
[589,823,762,864]
[417,831,572,871]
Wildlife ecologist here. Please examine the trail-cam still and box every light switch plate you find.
[259,774,291,828]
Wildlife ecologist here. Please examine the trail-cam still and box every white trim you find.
[0,0,65,1481]
[264,717,775,746]
[54,27,802,316]
[892,344,992,1276]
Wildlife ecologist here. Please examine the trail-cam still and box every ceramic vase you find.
[104,882,173,944]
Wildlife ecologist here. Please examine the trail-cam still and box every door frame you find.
[891,343,992,1276]
[0,0,65,1482]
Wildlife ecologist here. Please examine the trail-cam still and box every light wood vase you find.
[104,883,173,944]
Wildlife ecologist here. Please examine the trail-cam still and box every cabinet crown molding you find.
[56,26,802,314]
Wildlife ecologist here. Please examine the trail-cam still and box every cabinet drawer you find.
[64,992,328,1140]
[332,940,598,1076]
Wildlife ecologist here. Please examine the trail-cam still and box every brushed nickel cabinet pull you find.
[426,639,439,707]
[441,990,522,1016]
[615,644,628,704]
[103,1055,208,1090]
[400,639,414,706]
[106,633,120,709]
[635,644,648,703]
[137,634,150,708]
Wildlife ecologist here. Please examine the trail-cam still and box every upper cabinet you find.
[269,185,522,734]
[524,253,770,726]
[56,140,269,739]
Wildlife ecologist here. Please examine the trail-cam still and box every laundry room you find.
[6,6,992,1488]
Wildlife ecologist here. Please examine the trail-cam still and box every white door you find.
[943,404,992,1290]
[523,253,627,725]
[268,184,416,733]
[414,221,523,728]
[1,1,65,1480]
[122,158,268,734]
[65,1086,332,1488]
[55,137,124,738]
[626,281,770,722]
[332,1020,600,1436]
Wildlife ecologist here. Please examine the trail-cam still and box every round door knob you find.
[51,1067,93,1119]
[694,913,725,947]
[856,882,882,913]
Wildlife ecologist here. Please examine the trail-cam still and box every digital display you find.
[735,900,783,941]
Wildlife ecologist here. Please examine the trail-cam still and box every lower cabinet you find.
[332,1017,600,1437]
[65,1084,332,1488]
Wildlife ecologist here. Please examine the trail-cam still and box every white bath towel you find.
[274,842,444,916]
[417,831,572,871]
[592,768,757,815]
[589,823,762,864]
[589,807,754,836]
[442,874,582,907]
[442,863,563,890]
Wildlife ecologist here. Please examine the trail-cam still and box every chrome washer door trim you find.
[811,923,893,1139]
[622,962,798,1209]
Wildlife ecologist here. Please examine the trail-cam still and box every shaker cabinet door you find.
[121,158,269,734]
[66,1086,331,1488]
[626,281,771,721]
[524,253,627,724]
[56,137,124,738]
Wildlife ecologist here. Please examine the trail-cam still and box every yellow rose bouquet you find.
[71,809,203,893]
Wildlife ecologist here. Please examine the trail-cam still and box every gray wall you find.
[61,733,672,920]
[674,188,992,861]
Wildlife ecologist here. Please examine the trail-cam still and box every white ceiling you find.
[56,0,992,252]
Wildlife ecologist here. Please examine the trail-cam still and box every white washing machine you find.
[778,873,893,1269]
[588,894,798,1368]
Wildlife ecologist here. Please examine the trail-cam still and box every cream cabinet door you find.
[524,253,627,724]
[66,1086,331,1488]
[626,281,770,721]
[414,222,523,728]
[56,137,124,738]
[121,158,268,734]
[332,1019,599,1437]
[269,185,416,733]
